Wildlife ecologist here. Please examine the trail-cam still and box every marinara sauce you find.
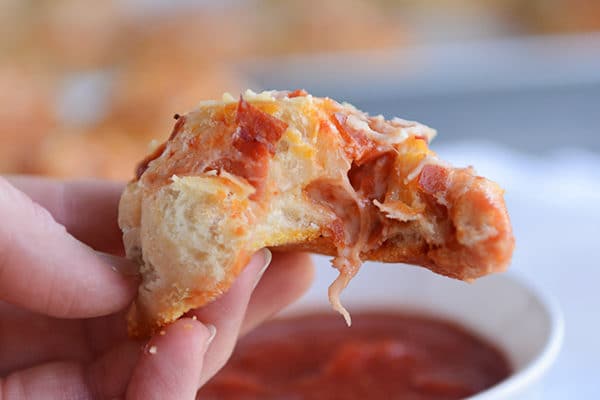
[198,312,511,399]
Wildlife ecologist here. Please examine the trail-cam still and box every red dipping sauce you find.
[199,312,511,400]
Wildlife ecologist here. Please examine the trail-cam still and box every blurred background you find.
[2,0,599,397]
[2,0,600,179]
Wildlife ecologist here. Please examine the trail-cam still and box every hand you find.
[0,176,315,399]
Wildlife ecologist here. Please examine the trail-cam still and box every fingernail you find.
[206,324,217,346]
[252,248,272,290]
[98,252,140,276]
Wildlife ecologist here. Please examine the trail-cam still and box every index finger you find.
[6,176,125,254]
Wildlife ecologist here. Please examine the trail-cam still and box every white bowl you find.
[280,257,564,400]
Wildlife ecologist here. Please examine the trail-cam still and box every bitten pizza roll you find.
[119,89,514,338]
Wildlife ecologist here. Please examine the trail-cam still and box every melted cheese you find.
[391,117,437,142]
[405,154,448,184]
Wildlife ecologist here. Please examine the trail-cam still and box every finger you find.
[0,342,141,400]
[0,361,93,400]
[0,305,91,376]
[0,253,309,376]
[86,341,141,399]
[187,249,271,386]
[126,319,214,400]
[0,302,130,374]
[0,177,137,318]
[6,176,125,254]
[239,252,315,336]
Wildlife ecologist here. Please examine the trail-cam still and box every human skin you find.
[0,177,314,399]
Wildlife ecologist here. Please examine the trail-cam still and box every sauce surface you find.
[198,312,511,400]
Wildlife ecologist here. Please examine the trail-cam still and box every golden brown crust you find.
[120,89,514,337]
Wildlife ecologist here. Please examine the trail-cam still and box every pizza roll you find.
[119,89,514,338]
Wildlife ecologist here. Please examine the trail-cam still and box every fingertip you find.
[251,248,272,290]
[268,251,316,293]
[127,318,214,399]
[157,318,215,350]
[246,248,272,277]
[240,252,315,336]
[0,180,137,318]
[97,252,140,277]
[77,251,139,317]
[146,318,214,362]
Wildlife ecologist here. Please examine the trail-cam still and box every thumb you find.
[0,177,137,317]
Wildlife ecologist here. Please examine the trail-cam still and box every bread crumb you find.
[159,330,166,336]
[192,315,197,321]
[148,345,157,355]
